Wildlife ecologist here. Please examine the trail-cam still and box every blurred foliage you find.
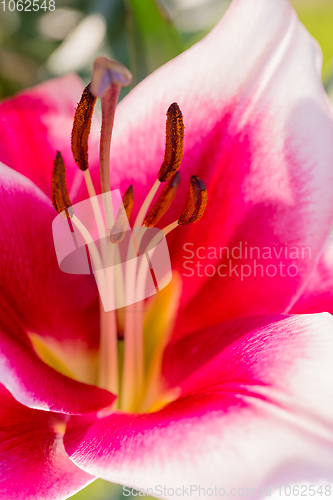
[1,0,333,100]
[125,0,183,83]
[67,479,156,500]
[68,480,123,500]
[290,0,333,84]
[0,0,187,99]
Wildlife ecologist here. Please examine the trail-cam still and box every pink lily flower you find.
[1,0,333,498]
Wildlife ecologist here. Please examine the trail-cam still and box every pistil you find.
[90,57,132,232]
[71,62,132,397]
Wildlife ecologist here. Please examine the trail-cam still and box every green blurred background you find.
[0,0,332,498]
[0,0,333,102]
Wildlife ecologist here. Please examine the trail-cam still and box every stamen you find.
[52,151,74,219]
[71,84,97,172]
[99,299,119,397]
[121,105,184,410]
[83,170,97,198]
[144,172,180,227]
[90,57,132,232]
[133,103,184,229]
[110,185,134,244]
[51,153,105,280]
[70,85,107,259]
[71,214,105,286]
[133,179,160,229]
[178,175,208,225]
[163,175,208,235]
[158,103,185,182]
[52,149,118,396]
[162,220,178,236]
[52,74,210,413]
[123,184,134,220]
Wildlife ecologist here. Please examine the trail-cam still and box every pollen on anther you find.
[52,151,74,219]
[158,103,185,183]
[178,175,207,225]
[71,83,97,171]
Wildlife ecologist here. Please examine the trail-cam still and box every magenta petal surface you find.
[109,0,333,337]
[0,384,95,499]
[0,162,100,348]
[0,73,100,202]
[0,163,115,412]
[291,238,333,315]
[64,314,333,494]
[0,321,115,414]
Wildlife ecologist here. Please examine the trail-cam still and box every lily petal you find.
[291,237,333,315]
[0,320,115,413]
[109,0,333,337]
[0,384,95,499]
[0,73,100,202]
[64,313,333,494]
[0,163,115,412]
[0,162,99,347]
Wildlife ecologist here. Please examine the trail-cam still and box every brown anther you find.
[52,151,73,219]
[158,103,184,182]
[122,184,134,221]
[110,185,134,244]
[71,83,97,171]
[144,172,180,227]
[178,175,207,225]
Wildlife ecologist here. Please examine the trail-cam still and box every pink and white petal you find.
[0,164,115,413]
[162,314,333,409]
[0,162,100,349]
[64,314,333,495]
[110,0,333,337]
[0,74,100,202]
[290,237,333,315]
[0,384,95,500]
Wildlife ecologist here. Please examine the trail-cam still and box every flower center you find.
[50,57,207,414]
